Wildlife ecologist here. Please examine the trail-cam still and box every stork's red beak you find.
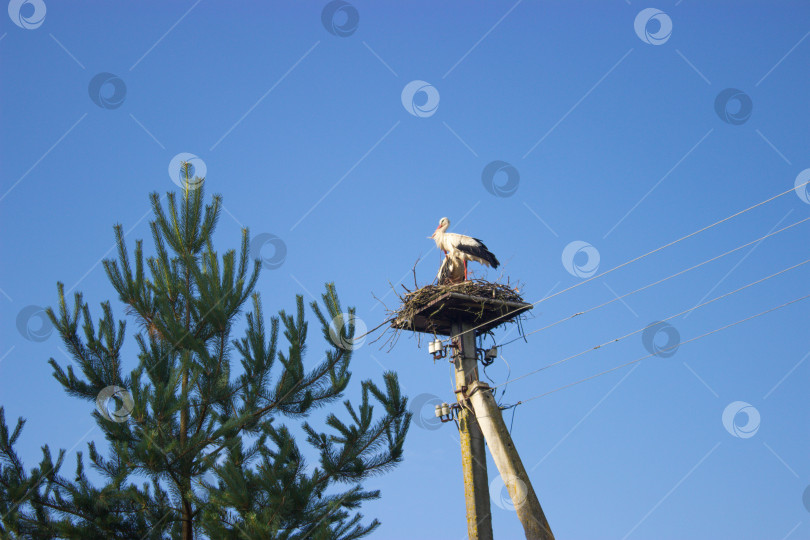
[429,225,441,239]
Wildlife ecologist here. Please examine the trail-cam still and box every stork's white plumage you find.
[436,252,465,285]
[430,217,499,282]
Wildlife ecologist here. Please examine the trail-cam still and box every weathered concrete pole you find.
[451,321,493,540]
[467,380,554,540]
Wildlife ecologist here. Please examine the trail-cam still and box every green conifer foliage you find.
[0,167,411,539]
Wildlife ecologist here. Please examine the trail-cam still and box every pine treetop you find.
[0,171,411,539]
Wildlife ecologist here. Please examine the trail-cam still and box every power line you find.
[509,291,810,406]
[441,180,810,345]
[496,216,810,349]
[491,257,810,390]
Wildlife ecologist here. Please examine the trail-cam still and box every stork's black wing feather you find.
[456,238,500,268]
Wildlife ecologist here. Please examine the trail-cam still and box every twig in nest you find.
[412,256,421,290]
[371,291,391,313]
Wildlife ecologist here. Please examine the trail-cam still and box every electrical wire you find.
[495,216,810,349]
[509,292,810,406]
[491,257,810,390]
[440,180,810,345]
[498,352,512,402]
[509,404,518,434]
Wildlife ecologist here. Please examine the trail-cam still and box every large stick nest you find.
[374,276,528,349]
[395,279,525,322]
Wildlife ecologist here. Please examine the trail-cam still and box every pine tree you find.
[0,167,411,539]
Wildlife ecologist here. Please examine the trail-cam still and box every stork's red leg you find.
[463,259,468,280]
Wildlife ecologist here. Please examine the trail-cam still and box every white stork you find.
[430,217,500,282]
[436,252,465,285]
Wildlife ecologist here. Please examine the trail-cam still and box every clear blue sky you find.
[2,1,810,538]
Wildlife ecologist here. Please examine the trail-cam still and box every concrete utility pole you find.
[394,290,552,539]
[451,321,493,540]
[468,380,554,540]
